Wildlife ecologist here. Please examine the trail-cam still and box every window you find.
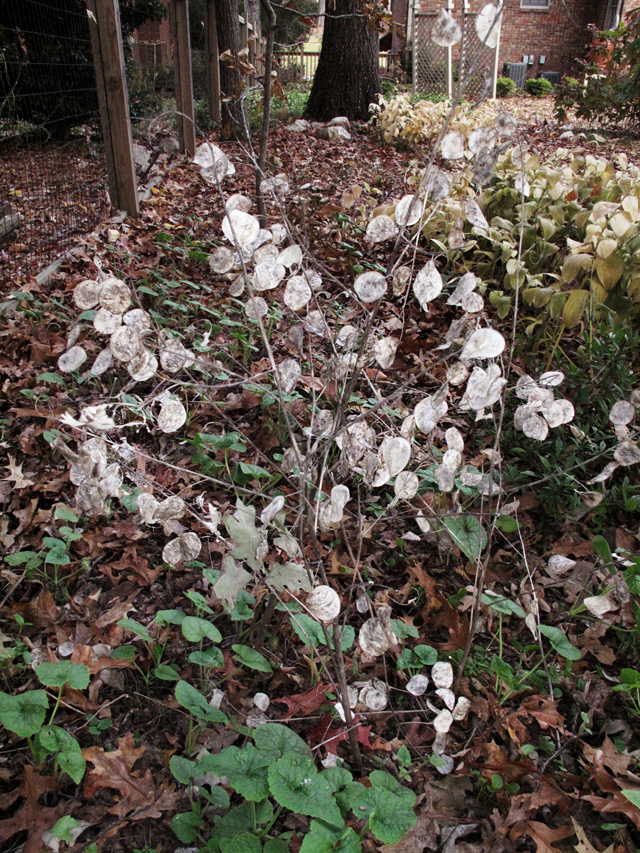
[604,0,623,29]
[520,0,550,8]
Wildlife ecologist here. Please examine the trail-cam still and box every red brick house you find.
[410,0,640,80]
[131,0,171,68]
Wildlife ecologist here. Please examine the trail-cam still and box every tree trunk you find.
[215,0,247,137]
[304,0,381,122]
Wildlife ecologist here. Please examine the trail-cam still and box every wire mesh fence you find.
[0,0,107,280]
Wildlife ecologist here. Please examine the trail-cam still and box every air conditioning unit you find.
[539,71,560,85]
[503,62,526,89]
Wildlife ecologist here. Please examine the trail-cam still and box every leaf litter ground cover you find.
[0,102,639,853]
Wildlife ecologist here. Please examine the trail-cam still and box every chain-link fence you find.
[0,0,107,279]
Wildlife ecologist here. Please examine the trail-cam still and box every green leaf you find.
[0,689,48,737]
[184,590,214,614]
[264,839,290,853]
[154,664,181,681]
[233,644,272,672]
[118,618,154,643]
[254,723,311,762]
[390,620,420,639]
[369,771,415,808]
[171,810,204,843]
[290,613,324,648]
[624,566,640,595]
[491,655,514,684]
[181,616,222,644]
[54,506,78,523]
[170,755,199,784]
[622,789,640,809]
[201,745,270,802]
[396,649,416,670]
[220,832,262,853]
[300,819,362,853]
[445,515,487,563]
[620,668,640,686]
[189,647,224,669]
[346,783,416,844]
[36,661,90,690]
[592,535,612,564]
[38,372,65,385]
[413,645,438,666]
[268,753,344,827]
[5,551,40,566]
[495,514,518,533]
[538,625,581,661]
[155,609,186,626]
[212,801,273,846]
[481,591,526,618]
[174,680,229,724]
[321,766,353,793]
[37,725,86,783]
[50,816,82,844]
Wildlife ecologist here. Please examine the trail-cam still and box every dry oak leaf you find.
[508,820,575,853]
[582,768,640,830]
[82,731,176,820]
[2,454,34,488]
[273,682,330,721]
[504,776,570,827]
[571,818,614,853]
[0,765,64,853]
[582,735,635,776]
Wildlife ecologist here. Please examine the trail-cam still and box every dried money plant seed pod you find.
[157,397,187,433]
[354,271,387,303]
[283,275,312,311]
[58,346,87,373]
[110,326,142,363]
[99,277,131,314]
[307,585,341,622]
[94,308,122,335]
[74,279,102,310]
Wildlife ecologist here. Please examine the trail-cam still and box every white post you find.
[446,0,454,98]
[411,0,416,96]
[491,2,503,100]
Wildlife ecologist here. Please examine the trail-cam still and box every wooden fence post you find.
[86,0,138,217]
[205,0,221,123]
[170,0,196,155]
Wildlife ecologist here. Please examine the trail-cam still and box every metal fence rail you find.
[0,0,107,279]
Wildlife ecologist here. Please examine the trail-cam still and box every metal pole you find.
[411,0,416,96]
[446,0,454,98]
[491,2,503,100]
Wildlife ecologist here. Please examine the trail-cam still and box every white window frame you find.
[520,0,551,9]
[604,0,624,29]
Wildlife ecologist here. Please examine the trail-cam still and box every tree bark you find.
[304,0,381,122]
[215,0,247,137]
[246,0,262,42]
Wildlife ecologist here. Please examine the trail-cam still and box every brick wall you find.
[414,0,615,79]
[132,0,171,66]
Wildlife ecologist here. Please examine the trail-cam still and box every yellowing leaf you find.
[562,253,592,283]
[596,237,617,259]
[562,290,589,328]
[609,211,633,238]
[595,254,625,290]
